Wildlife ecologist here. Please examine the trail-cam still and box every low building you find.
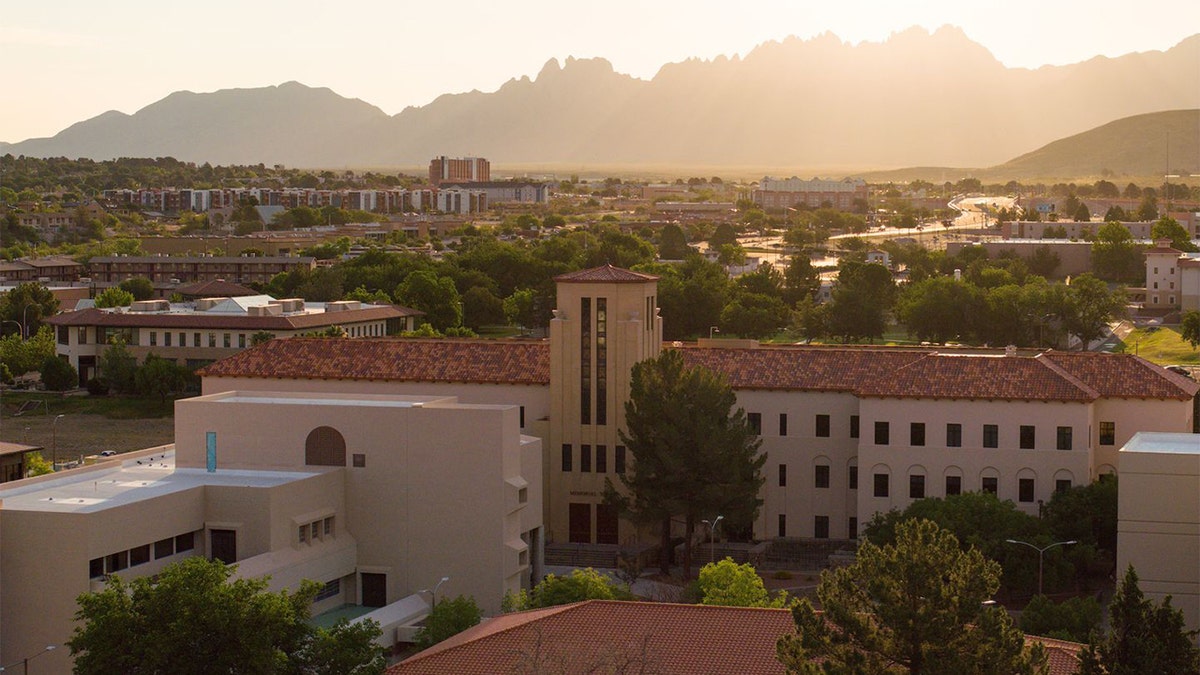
[1117,432,1200,637]
[439,180,551,205]
[46,295,422,384]
[87,255,316,286]
[0,256,85,283]
[0,389,543,673]
[752,177,867,211]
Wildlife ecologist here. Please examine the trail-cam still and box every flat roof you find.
[218,394,424,408]
[0,450,319,514]
[1121,432,1200,455]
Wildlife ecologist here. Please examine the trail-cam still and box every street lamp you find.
[0,320,22,339]
[1005,539,1077,596]
[418,576,451,608]
[0,644,57,674]
[21,304,35,340]
[51,414,65,470]
[701,515,723,563]
[709,326,720,339]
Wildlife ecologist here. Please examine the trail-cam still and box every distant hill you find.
[2,27,1198,171]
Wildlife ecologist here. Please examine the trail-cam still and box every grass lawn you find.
[0,391,178,462]
[1113,326,1200,365]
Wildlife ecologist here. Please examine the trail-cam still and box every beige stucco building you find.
[0,390,542,673]
[1116,432,1200,637]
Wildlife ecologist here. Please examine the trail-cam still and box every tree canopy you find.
[696,558,789,608]
[414,595,482,650]
[503,568,632,612]
[1079,566,1200,674]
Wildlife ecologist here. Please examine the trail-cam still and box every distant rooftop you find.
[1121,432,1200,455]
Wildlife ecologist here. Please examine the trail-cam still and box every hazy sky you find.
[3,0,1197,143]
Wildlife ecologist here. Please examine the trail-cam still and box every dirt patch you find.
[0,411,174,463]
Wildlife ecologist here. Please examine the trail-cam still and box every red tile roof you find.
[1027,635,1084,675]
[679,345,927,393]
[198,337,551,385]
[46,305,418,331]
[387,600,795,675]
[854,353,1098,402]
[1041,351,1200,400]
[555,264,659,283]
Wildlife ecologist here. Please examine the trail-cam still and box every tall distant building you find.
[429,156,489,186]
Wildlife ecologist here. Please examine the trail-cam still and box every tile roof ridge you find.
[1033,351,1100,400]
[398,602,585,665]
[1126,352,1200,396]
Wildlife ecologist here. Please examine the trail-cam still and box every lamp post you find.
[0,320,22,339]
[21,304,35,340]
[0,644,57,674]
[51,414,65,470]
[1005,539,1077,596]
[701,515,723,563]
[709,326,720,339]
[421,575,451,608]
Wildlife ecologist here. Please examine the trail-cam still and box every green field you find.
[1113,326,1200,365]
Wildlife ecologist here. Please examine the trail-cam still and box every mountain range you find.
[3,26,1198,175]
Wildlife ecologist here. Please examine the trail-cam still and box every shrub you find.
[86,377,110,396]
[40,355,78,391]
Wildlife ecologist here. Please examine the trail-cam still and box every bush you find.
[86,377,110,396]
[40,355,78,391]
[502,568,632,612]
[413,595,482,650]
[1019,594,1102,642]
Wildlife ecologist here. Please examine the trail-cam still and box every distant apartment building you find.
[440,180,551,205]
[12,211,75,238]
[435,188,488,214]
[1144,239,1200,311]
[429,156,490,186]
[46,295,422,383]
[87,255,316,285]
[0,256,85,283]
[753,177,868,210]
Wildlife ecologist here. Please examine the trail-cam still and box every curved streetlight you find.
[0,644,57,674]
[52,414,65,470]
[417,576,451,608]
[709,326,720,339]
[701,515,723,563]
[0,320,23,339]
[1005,539,1077,596]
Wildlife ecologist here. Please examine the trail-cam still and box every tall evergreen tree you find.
[1079,566,1200,674]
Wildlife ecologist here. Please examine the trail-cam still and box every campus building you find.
[752,177,868,211]
[1144,239,1200,311]
[0,390,543,673]
[199,266,1199,547]
[428,156,490,186]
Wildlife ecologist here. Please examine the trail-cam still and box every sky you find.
[3,0,1197,143]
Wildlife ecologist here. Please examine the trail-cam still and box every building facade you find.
[428,156,490,186]
[752,177,867,211]
[1144,240,1200,311]
[87,255,316,286]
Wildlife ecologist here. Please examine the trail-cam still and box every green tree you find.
[134,354,187,403]
[1103,205,1128,222]
[1027,246,1061,279]
[414,595,482,650]
[1181,310,1200,349]
[658,223,691,260]
[95,287,136,308]
[605,350,764,577]
[503,288,538,330]
[1060,274,1124,350]
[783,253,820,304]
[99,338,138,394]
[0,325,57,376]
[24,451,53,477]
[697,558,789,608]
[461,286,506,331]
[118,277,156,301]
[41,355,77,390]
[503,568,632,612]
[777,519,1047,675]
[68,556,385,675]
[0,282,60,336]
[1073,203,1091,222]
[1135,193,1158,221]
[1019,594,1102,642]
[250,331,277,347]
[827,261,894,343]
[1090,223,1143,283]
[1150,217,1198,252]
[709,222,739,248]
[719,291,790,340]
[395,270,462,331]
[1079,566,1200,674]
[896,276,981,344]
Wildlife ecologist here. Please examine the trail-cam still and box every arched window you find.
[305,427,346,467]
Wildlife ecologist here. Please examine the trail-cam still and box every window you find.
[779,413,788,436]
[352,453,366,468]
[208,332,216,347]
[299,525,307,543]
[238,333,246,348]
[178,332,185,347]
[561,444,572,472]
[1099,421,1115,446]
[130,544,150,566]
[875,422,890,445]
[814,465,829,488]
[596,445,607,473]
[89,557,105,579]
[615,446,626,474]
[1056,426,1073,450]
[873,473,889,497]
[1056,479,1072,493]
[910,423,925,446]
[850,415,860,439]
[946,423,962,448]
[748,413,761,435]
[982,477,998,495]
[1019,478,1035,502]
[305,427,346,467]
[814,516,829,539]
[223,333,231,348]
[580,297,591,424]
[155,537,175,559]
[778,514,787,537]
[314,579,341,602]
[149,331,157,346]
[175,532,195,552]
[815,414,830,438]
[78,327,88,344]
[778,464,787,487]
[164,332,172,347]
[909,474,925,499]
[519,406,526,428]
[946,475,962,496]
[324,517,334,536]
[1019,425,1035,450]
[194,332,201,347]
[580,445,591,472]
[983,424,999,448]
[849,466,858,490]
[848,517,858,539]
[105,551,129,573]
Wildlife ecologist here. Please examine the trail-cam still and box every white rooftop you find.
[1121,432,1200,455]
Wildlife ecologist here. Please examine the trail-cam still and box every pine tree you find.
[1079,566,1200,674]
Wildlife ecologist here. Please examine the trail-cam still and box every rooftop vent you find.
[130,299,170,312]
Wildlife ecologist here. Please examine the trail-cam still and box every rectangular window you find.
[596,445,607,473]
[946,475,962,496]
[875,421,890,445]
[946,423,962,448]
[154,537,175,559]
[910,423,925,447]
[814,516,830,539]
[130,544,150,566]
[983,424,999,448]
[519,406,526,428]
[873,473,889,498]
[149,331,157,346]
[815,414,830,438]
[848,517,858,539]
[105,551,129,573]
[1099,421,1115,446]
[909,474,925,499]
[814,465,830,489]
[194,332,201,347]
[78,326,88,344]
[982,477,998,495]
[747,413,761,435]
[1019,478,1035,502]
[299,525,308,543]
[324,517,333,536]
[778,514,787,538]
[580,297,591,425]
[1020,425,1035,449]
[615,446,626,474]
[208,332,217,348]
[1056,479,1072,493]
[850,415,860,439]
[223,333,231,348]
[596,298,607,426]
[352,453,366,468]
[778,464,787,487]
[164,332,172,347]
[314,579,341,602]
[561,444,572,472]
[238,334,247,349]
[175,532,195,552]
[849,466,858,490]
[779,413,788,436]
[89,557,105,579]
[1056,426,1073,451]
[580,445,591,472]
